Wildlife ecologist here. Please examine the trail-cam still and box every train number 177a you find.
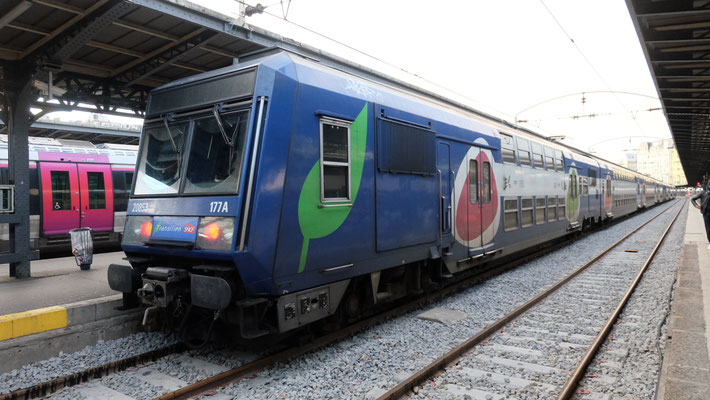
[209,201,229,213]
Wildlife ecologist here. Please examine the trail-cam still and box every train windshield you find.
[133,121,187,195]
[133,108,250,196]
[183,109,249,194]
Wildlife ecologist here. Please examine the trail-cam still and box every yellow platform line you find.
[0,306,67,341]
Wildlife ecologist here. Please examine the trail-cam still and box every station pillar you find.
[2,62,35,278]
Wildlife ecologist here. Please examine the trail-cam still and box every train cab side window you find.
[517,138,531,167]
[531,142,544,169]
[50,171,71,211]
[504,198,519,231]
[469,159,478,204]
[500,133,516,164]
[482,162,491,203]
[87,172,106,209]
[321,118,351,201]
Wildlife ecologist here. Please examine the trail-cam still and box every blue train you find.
[108,49,672,340]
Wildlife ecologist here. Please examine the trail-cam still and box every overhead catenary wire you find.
[538,0,652,137]
[233,0,523,125]
[238,0,649,143]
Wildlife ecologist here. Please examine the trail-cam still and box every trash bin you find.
[70,227,94,270]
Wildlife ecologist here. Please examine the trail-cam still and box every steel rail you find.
[376,199,681,400]
[557,199,685,399]
[0,343,185,400]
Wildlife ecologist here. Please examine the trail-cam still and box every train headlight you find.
[123,216,153,245]
[196,217,234,251]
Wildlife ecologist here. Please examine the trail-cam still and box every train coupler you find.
[137,267,189,308]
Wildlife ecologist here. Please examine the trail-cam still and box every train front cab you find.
[109,63,278,338]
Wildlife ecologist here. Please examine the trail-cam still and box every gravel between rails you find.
[570,202,688,399]
[216,203,683,400]
[408,200,686,399]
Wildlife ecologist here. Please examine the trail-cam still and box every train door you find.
[77,164,114,231]
[40,162,80,235]
[604,173,612,216]
[588,167,599,216]
[465,146,495,253]
[438,142,453,247]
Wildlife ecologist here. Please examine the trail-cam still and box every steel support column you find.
[2,62,37,277]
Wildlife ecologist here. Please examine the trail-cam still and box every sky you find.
[190,0,672,164]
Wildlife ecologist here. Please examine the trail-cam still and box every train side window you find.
[582,177,589,195]
[125,172,134,189]
[521,197,533,227]
[531,142,544,169]
[469,159,478,204]
[557,196,566,220]
[87,172,106,209]
[535,197,545,224]
[321,118,351,201]
[589,168,597,187]
[50,171,71,211]
[500,133,516,164]
[555,150,563,172]
[517,138,531,167]
[503,198,519,231]
[482,162,491,203]
[544,147,554,171]
[547,196,557,221]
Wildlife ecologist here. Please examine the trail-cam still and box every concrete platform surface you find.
[657,202,710,399]
[0,251,125,315]
[0,251,131,342]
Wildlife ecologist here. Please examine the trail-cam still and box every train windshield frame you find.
[132,106,251,197]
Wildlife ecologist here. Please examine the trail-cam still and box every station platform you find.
[0,251,128,342]
[658,205,710,398]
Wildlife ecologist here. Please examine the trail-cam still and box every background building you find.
[635,139,687,186]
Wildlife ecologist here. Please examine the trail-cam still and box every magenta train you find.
[0,135,137,250]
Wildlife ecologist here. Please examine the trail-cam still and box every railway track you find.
[377,199,685,399]
[1,201,680,400]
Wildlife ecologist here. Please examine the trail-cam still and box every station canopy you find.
[0,0,275,144]
[628,0,710,186]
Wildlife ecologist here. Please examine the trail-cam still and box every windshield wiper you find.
[161,114,182,176]
[212,105,244,173]
[212,105,238,147]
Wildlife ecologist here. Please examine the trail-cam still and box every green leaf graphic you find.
[297,105,368,273]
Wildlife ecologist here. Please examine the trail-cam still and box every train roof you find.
[149,48,670,187]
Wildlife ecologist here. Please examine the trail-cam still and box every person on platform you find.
[691,184,710,250]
